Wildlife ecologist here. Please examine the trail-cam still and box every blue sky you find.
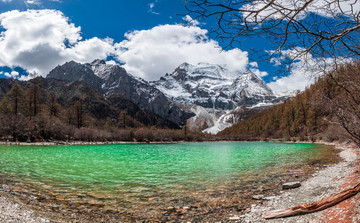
[0,0,320,94]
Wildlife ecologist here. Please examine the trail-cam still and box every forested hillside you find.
[219,62,360,144]
[0,78,200,142]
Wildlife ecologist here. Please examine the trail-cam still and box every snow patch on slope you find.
[202,112,234,134]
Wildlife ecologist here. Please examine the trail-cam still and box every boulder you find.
[252,195,264,200]
[282,181,301,190]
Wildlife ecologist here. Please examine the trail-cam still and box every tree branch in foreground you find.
[263,182,360,219]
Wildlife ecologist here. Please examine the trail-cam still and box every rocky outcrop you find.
[48,61,103,91]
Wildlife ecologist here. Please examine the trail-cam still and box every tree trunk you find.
[263,182,360,219]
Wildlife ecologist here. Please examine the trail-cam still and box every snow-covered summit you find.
[176,62,234,79]
[151,62,279,110]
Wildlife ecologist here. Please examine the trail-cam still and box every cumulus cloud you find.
[0,10,115,77]
[267,68,316,96]
[267,50,343,95]
[115,24,249,80]
[4,70,19,78]
[0,9,260,82]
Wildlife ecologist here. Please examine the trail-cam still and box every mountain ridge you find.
[150,62,289,133]
[47,60,194,127]
[151,62,281,110]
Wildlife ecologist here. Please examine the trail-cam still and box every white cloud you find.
[26,0,41,5]
[242,0,360,22]
[249,62,258,68]
[4,70,19,78]
[251,68,268,78]
[267,50,342,95]
[115,24,249,80]
[148,2,160,15]
[0,9,261,83]
[183,15,200,26]
[1,0,12,2]
[0,10,115,77]
[267,69,316,96]
[106,60,117,65]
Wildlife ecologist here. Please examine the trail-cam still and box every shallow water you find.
[0,142,337,213]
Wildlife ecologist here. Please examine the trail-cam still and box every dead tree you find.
[185,0,360,67]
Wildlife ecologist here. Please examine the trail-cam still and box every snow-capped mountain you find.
[47,60,193,127]
[151,62,287,133]
[151,62,279,110]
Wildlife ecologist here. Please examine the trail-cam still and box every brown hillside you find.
[219,62,360,143]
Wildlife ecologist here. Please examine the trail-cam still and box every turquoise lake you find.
[0,142,337,211]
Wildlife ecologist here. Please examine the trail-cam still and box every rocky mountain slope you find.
[151,62,286,133]
[47,60,193,127]
[151,62,281,110]
[0,77,181,129]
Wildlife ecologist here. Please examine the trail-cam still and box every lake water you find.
[0,142,338,219]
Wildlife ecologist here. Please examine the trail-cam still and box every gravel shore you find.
[242,142,360,223]
[0,191,47,223]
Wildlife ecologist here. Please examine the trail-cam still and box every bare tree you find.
[74,100,84,129]
[185,0,360,65]
[6,83,24,116]
[27,78,40,118]
[319,62,360,145]
[48,93,59,118]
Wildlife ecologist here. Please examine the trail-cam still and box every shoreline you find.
[0,140,177,146]
[242,142,360,222]
[0,139,324,146]
[0,141,354,222]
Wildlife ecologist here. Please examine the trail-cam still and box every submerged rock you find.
[282,181,301,190]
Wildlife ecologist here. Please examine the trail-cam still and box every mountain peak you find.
[47,60,102,89]
[231,70,274,96]
[178,62,190,70]
[90,59,106,66]
[152,62,279,110]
